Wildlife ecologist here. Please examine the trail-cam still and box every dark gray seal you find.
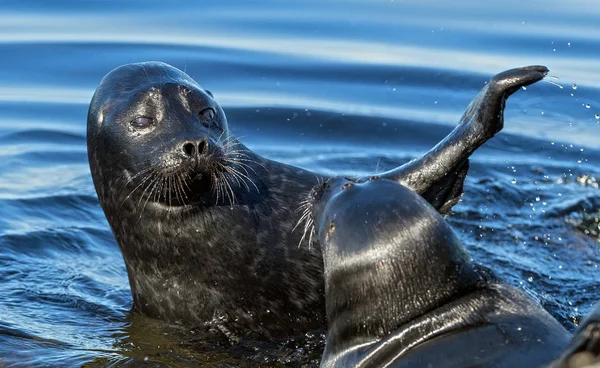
[87,61,548,339]
[309,176,571,367]
[549,301,600,368]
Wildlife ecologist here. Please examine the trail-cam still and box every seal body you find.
[549,301,600,368]
[87,61,549,339]
[310,177,571,367]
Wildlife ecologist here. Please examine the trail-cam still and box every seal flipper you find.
[421,159,469,215]
[376,66,549,215]
[548,301,600,368]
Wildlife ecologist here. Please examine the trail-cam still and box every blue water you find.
[0,0,599,366]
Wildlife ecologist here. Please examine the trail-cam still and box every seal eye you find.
[131,117,153,129]
[199,108,217,127]
[200,108,215,121]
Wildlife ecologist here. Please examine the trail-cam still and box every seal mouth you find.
[122,140,261,211]
[152,166,217,207]
[121,162,219,210]
[170,168,215,206]
[126,158,257,210]
[293,177,334,248]
[294,176,363,247]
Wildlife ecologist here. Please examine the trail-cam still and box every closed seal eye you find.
[131,116,154,129]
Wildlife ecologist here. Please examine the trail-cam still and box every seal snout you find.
[182,139,210,158]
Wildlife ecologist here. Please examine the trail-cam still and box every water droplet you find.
[585,104,591,109]
[568,42,571,47]
[595,114,600,120]
[535,197,540,202]
[522,86,527,90]
[528,277,533,282]
[511,179,517,184]
[572,84,577,90]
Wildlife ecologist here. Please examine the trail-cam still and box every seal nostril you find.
[198,140,209,155]
[183,142,196,157]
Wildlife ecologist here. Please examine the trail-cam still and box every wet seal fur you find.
[549,301,600,368]
[309,176,571,367]
[87,62,549,339]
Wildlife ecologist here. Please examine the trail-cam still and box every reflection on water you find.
[0,0,599,366]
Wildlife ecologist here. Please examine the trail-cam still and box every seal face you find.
[309,177,571,367]
[88,62,243,209]
[87,62,550,341]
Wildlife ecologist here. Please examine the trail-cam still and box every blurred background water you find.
[0,0,599,366]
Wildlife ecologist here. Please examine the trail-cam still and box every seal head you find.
[88,61,251,210]
[309,177,570,367]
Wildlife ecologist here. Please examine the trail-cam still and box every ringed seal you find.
[87,62,549,339]
[308,176,571,367]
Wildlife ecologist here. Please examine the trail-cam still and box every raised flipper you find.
[548,302,600,368]
[375,66,549,215]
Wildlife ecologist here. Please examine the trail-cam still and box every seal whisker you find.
[292,206,310,232]
[219,165,242,188]
[215,174,230,206]
[152,173,167,208]
[223,158,259,173]
[292,191,318,248]
[122,168,158,205]
[179,170,191,202]
[223,167,245,189]
[225,165,259,193]
[179,170,194,196]
[221,135,243,147]
[124,166,155,186]
[211,171,222,205]
[135,170,159,208]
[173,171,188,206]
[222,162,258,189]
[167,174,175,211]
[299,215,315,249]
[221,172,237,206]
[135,172,162,220]
[152,172,165,204]
[223,158,252,177]
[216,129,227,147]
